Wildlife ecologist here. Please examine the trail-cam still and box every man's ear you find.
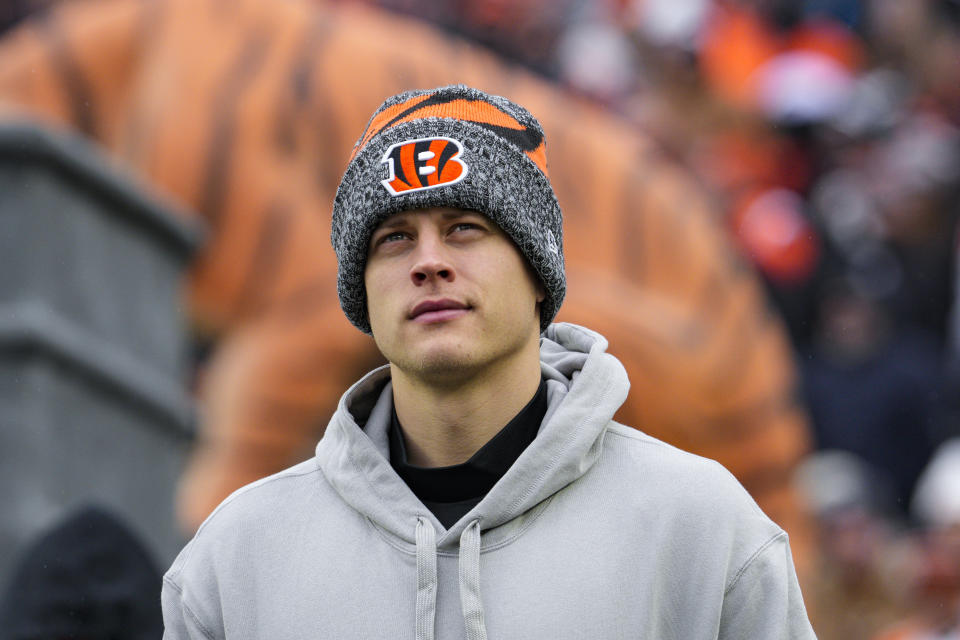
[536,283,546,304]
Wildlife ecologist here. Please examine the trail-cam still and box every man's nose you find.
[410,234,455,286]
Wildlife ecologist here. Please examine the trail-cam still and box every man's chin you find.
[399,344,480,385]
[417,347,475,373]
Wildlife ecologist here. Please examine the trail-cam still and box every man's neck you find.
[390,344,543,468]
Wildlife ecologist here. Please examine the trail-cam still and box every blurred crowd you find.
[338,0,960,637]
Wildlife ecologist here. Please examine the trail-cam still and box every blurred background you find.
[0,0,958,637]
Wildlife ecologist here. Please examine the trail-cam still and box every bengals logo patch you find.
[380,136,469,196]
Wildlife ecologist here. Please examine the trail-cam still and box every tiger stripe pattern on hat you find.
[349,93,549,176]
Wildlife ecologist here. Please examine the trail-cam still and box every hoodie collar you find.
[388,377,548,508]
[314,322,630,548]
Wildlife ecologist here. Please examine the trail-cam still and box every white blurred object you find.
[627,0,711,48]
[796,450,882,516]
[869,113,960,202]
[555,21,640,100]
[752,51,854,124]
[810,169,883,249]
[830,68,907,138]
[912,438,960,528]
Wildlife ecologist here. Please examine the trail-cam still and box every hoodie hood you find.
[315,323,629,639]
[314,322,629,547]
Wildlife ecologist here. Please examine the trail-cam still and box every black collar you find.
[388,378,548,504]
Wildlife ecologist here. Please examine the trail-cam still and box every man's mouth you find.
[409,299,471,324]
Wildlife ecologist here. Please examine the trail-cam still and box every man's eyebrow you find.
[439,209,483,220]
[374,215,411,231]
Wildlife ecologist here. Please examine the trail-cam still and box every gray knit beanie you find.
[331,84,565,334]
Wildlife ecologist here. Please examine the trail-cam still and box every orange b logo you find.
[380,137,469,196]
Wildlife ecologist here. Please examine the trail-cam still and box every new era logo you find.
[381,137,469,196]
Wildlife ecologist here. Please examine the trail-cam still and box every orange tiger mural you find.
[0,0,815,574]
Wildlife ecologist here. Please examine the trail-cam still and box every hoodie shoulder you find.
[165,458,328,577]
[203,458,325,527]
[598,422,784,579]
[604,422,759,493]
[162,457,341,634]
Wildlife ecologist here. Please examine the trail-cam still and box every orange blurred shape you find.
[699,4,780,108]
[788,18,863,71]
[731,188,820,285]
[700,4,863,111]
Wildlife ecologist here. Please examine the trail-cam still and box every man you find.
[162,85,816,638]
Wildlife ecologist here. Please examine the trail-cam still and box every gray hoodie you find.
[162,323,816,639]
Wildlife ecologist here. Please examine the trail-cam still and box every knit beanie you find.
[331,84,565,334]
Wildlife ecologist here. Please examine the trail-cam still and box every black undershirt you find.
[388,379,548,528]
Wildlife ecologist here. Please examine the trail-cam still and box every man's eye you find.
[379,231,408,244]
[451,222,481,233]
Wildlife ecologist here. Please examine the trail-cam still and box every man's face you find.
[365,207,544,384]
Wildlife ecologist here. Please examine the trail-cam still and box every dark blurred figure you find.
[801,280,944,517]
[0,506,163,640]
[865,113,960,343]
[949,228,960,435]
[796,450,913,639]
[353,0,576,78]
[874,439,960,639]
[0,0,54,34]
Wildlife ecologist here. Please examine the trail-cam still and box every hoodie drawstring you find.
[458,519,489,640]
[413,518,489,640]
[415,517,438,640]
